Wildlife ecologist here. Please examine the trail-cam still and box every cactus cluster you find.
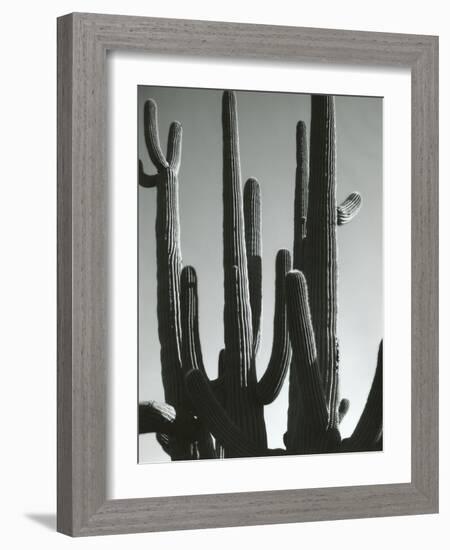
[139,90,382,460]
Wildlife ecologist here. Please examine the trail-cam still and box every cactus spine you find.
[139,90,382,459]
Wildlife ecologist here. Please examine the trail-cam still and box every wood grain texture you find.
[57,14,74,535]
[57,12,439,536]
[410,36,439,506]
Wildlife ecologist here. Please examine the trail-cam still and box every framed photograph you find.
[57,12,438,536]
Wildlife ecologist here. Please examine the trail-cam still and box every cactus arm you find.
[185,368,261,457]
[208,351,226,392]
[144,99,170,170]
[343,341,383,451]
[166,121,183,172]
[338,398,350,423]
[138,160,159,188]
[286,271,329,430]
[180,266,207,375]
[256,249,292,404]
[337,192,362,225]
[139,400,202,440]
[208,350,227,400]
[222,91,253,387]
[244,177,262,354]
[139,400,176,434]
[304,95,338,416]
[179,265,219,458]
[293,120,309,270]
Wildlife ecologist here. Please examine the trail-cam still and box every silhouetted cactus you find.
[285,95,380,454]
[184,91,292,457]
[139,90,382,460]
[139,100,214,460]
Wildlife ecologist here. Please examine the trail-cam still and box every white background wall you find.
[0,1,446,548]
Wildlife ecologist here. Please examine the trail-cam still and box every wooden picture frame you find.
[57,12,438,536]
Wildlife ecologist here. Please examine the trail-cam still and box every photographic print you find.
[138,86,383,463]
[56,15,438,535]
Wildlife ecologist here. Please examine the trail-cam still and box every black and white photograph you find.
[138,86,383,463]
[0,0,442,544]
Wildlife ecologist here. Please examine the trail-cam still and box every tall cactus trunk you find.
[155,168,184,408]
[304,95,339,428]
[221,91,267,455]
[286,95,340,454]
[286,120,309,451]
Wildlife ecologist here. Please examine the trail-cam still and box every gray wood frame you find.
[57,12,438,537]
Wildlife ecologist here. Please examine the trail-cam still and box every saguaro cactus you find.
[139,100,215,460]
[285,95,380,454]
[139,90,382,460]
[183,91,292,457]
